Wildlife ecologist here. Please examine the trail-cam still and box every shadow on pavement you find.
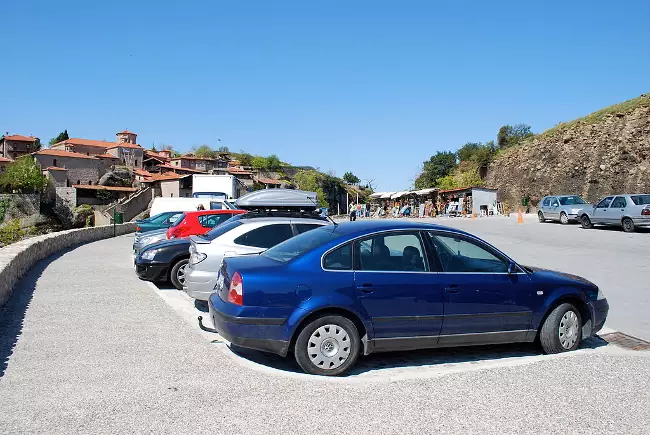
[0,249,72,378]
[229,335,609,376]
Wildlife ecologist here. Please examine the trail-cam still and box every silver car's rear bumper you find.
[184,267,218,301]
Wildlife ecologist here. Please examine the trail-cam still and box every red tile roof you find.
[133,168,153,177]
[229,168,253,175]
[94,153,119,159]
[3,134,37,142]
[141,172,182,182]
[46,166,67,171]
[144,150,169,161]
[157,164,206,173]
[256,177,281,185]
[107,142,143,150]
[34,149,99,160]
[0,157,13,162]
[117,130,136,134]
[72,184,137,192]
[55,138,115,148]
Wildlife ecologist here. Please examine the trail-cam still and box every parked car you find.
[133,228,169,258]
[149,197,236,217]
[579,194,650,232]
[203,220,609,376]
[185,189,328,300]
[167,209,246,239]
[136,211,184,234]
[538,195,590,224]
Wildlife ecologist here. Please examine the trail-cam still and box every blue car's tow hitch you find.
[198,316,219,333]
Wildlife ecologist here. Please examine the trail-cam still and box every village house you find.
[33,149,106,187]
[1,134,40,160]
[0,157,12,172]
[51,130,143,168]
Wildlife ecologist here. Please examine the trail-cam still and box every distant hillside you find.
[485,94,650,205]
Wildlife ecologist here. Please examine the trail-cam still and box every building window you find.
[66,179,70,187]
[53,158,57,167]
[135,160,138,166]
[77,179,81,185]
[89,181,92,185]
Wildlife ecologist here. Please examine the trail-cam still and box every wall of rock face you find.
[485,101,650,206]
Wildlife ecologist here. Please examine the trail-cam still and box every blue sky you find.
[2,0,649,191]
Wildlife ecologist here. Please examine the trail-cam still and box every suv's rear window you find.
[263,225,336,262]
[631,195,650,205]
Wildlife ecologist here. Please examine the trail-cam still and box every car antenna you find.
[306,195,337,226]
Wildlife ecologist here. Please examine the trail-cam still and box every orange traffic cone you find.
[517,209,524,224]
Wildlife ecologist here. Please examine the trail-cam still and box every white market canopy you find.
[414,188,438,195]
[369,192,388,198]
[380,192,395,199]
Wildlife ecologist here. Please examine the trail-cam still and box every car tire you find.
[581,215,593,229]
[540,303,582,354]
[294,315,360,376]
[560,212,569,225]
[538,211,545,223]
[170,258,189,290]
[622,217,635,233]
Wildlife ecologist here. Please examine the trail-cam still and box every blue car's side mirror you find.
[507,262,517,274]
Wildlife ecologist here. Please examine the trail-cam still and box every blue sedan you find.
[203,221,609,376]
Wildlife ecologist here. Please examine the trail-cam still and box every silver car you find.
[579,194,650,232]
[538,195,591,224]
[185,216,329,301]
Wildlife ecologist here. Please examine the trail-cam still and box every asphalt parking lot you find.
[1,218,650,434]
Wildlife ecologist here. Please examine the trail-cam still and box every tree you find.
[238,151,253,166]
[0,156,47,193]
[195,145,215,158]
[497,124,533,149]
[342,171,360,185]
[251,156,268,169]
[456,142,482,162]
[414,151,457,189]
[49,130,69,146]
[151,145,157,152]
[265,154,282,171]
[33,138,42,151]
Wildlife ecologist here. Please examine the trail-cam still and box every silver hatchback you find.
[579,194,650,232]
[538,195,591,224]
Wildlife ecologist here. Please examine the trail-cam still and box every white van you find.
[149,197,236,217]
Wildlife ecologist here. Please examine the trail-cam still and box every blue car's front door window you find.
[429,233,534,337]
[354,232,442,338]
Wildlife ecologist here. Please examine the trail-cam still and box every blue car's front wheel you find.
[294,315,360,376]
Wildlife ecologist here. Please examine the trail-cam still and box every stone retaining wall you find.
[0,222,136,307]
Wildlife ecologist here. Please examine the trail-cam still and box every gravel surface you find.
[1,229,650,434]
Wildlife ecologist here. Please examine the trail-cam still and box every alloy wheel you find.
[558,310,579,349]
[560,213,568,224]
[307,324,351,370]
[177,264,186,285]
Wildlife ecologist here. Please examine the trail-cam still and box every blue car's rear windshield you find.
[263,226,338,262]
[559,196,587,205]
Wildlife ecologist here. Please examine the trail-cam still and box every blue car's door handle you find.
[357,283,375,293]
[445,284,460,294]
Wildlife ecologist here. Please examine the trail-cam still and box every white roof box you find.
[235,189,320,211]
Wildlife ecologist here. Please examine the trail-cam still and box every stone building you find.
[33,149,103,187]
[50,130,143,168]
[169,156,215,172]
[0,156,12,172]
[1,134,40,160]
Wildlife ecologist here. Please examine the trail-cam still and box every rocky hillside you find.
[485,94,650,205]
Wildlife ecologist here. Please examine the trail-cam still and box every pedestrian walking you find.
[349,202,356,221]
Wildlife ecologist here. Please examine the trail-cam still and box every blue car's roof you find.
[328,220,470,238]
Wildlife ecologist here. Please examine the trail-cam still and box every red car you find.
[166,209,246,239]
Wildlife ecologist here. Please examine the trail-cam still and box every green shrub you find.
[0,198,11,223]
[0,219,25,245]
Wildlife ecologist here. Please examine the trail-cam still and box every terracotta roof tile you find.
[0,157,13,162]
[72,184,137,192]
[141,172,182,182]
[94,153,120,159]
[34,149,99,160]
[171,156,215,161]
[256,177,281,185]
[3,134,37,142]
[55,138,115,148]
[117,130,136,134]
[46,166,67,171]
[157,164,206,173]
[133,168,153,177]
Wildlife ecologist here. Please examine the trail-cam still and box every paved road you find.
[1,226,650,434]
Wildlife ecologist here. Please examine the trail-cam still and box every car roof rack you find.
[238,209,328,221]
[235,189,320,211]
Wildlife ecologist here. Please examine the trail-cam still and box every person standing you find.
[349,202,356,221]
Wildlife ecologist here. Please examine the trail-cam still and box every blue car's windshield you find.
[263,226,338,262]
[559,196,587,205]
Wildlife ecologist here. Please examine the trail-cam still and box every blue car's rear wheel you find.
[294,315,360,376]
